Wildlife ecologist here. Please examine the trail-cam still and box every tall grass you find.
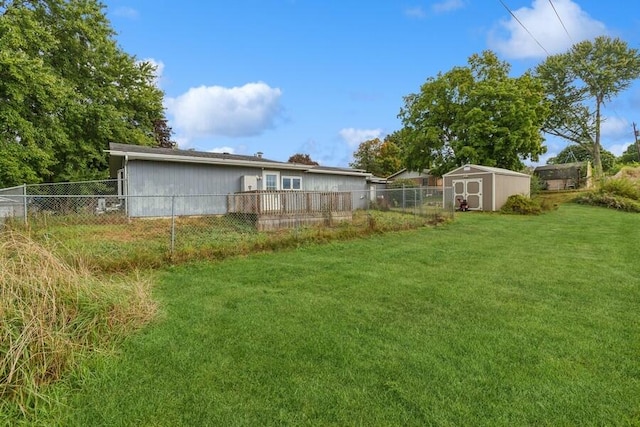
[0,230,157,423]
[9,209,451,273]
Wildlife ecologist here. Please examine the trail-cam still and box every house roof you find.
[443,164,530,178]
[107,143,371,177]
[386,168,436,180]
[533,162,586,171]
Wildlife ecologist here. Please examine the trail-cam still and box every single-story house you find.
[107,143,374,219]
[387,168,442,188]
[442,164,531,211]
[533,162,592,190]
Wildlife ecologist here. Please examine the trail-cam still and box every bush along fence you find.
[0,181,454,271]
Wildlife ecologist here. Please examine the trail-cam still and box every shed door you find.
[452,179,483,210]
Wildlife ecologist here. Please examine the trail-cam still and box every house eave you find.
[306,168,372,178]
[106,149,310,171]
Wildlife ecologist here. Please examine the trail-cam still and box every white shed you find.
[443,164,531,211]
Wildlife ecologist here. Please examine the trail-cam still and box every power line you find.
[498,0,550,56]
[548,0,573,43]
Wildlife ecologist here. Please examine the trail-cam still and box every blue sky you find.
[102,0,640,169]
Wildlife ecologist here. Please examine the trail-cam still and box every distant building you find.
[534,162,592,191]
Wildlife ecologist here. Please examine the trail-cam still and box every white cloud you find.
[404,6,426,19]
[339,128,384,148]
[488,0,607,59]
[606,143,631,157]
[166,82,283,139]
[113,7,139,19]
[601,116,630,140]
[432,0,465,14]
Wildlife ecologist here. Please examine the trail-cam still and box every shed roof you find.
[533,162,586,172]
[443,164,530,178]
[107,143,371,177]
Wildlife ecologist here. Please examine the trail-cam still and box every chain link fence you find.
[1,181,455,270]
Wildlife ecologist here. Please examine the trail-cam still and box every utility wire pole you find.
[634,122,640,162]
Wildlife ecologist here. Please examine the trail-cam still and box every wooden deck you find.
[227,191,353,230]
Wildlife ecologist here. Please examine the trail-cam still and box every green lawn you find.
[58,204,639,426]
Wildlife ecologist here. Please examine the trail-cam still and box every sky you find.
[102,0,640,169]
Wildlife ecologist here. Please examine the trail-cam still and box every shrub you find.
[500,194,542,215]
[575,192,640,212]
[575,176,640,212]
[598,177,640,201]
[529,174,546,194]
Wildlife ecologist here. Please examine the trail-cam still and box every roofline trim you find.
[106,149,311,171]
[305,168,371,177]
[106,148,375,176]
[443,164,530,178]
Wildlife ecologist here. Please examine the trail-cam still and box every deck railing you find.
[227,191,353,215]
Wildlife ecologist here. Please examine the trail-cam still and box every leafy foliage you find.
[500,194,542,215]
[547,144,616,172]
[399,51,549,176]
[0,0,168,186]
[529,173,545,195]
[575,177,640,212]
[618,143,640,164]
[387,177,418,189]
[576,193,640,212]
[287,153,319,165]
[599,177,640,200]
[350,134,403,177]
[536,36,640,177]
[153,119,176,149]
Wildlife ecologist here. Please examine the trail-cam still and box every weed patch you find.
[0,231,157,423]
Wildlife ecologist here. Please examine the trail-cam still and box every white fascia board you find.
[106,150,310,171]
[306,168,372,178]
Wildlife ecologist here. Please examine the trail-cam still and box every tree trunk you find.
[593,98,603,178]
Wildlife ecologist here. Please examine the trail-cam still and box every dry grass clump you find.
[0,230,157,418]
[614,165,640,181]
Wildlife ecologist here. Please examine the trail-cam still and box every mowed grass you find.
[60,204,639,426]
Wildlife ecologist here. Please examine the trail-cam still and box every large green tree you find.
[547,144,616,172]
[535,36,640,178]
[398,51,548,176]
[0,0,167,187]
[618,143,640,164]
[350,134,403,177]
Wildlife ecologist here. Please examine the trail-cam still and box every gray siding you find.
[128,160,264,195]
[127,160,263,217]
[124,160,371,217]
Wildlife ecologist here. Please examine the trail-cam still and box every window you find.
[282,176,302,190]
[264,173,278,190]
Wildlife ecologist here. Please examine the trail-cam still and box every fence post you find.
[171,195,176,255]
[23,183,27,225]
[402,184,406,212]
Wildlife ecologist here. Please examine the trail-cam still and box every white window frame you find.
[263,171,280,191]
[281,175,302,190]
